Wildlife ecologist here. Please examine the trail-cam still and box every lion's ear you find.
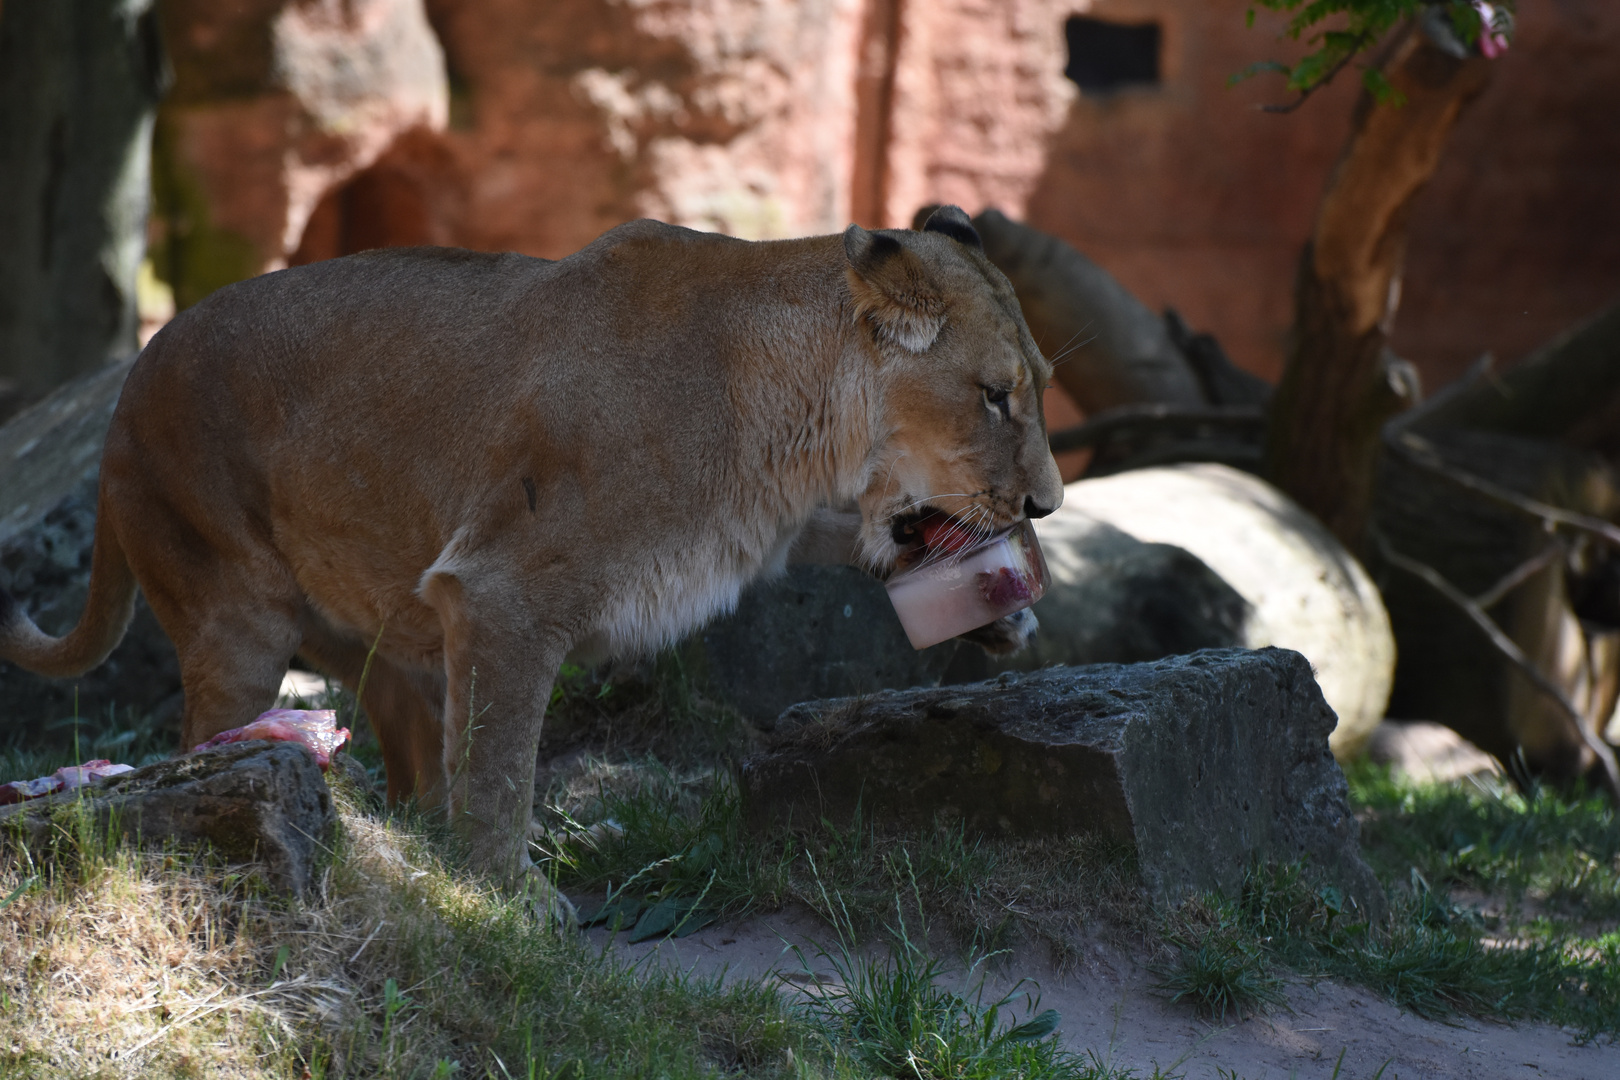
[919,204,982,250]
[843,224,945,353]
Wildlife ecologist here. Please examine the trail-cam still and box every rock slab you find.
[0,741,335,895]
[742,647,1383,915]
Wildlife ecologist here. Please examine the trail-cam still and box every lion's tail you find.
[0,497,138,679]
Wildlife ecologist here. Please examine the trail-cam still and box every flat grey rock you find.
[742,647,1384,917]
[0,741,335,895]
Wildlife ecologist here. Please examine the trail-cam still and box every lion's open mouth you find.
[889,507,990,565]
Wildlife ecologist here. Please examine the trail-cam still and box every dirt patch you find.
[586,903,1617,1079]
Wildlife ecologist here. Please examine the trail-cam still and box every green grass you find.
[1,772,813,1078]
[539,757,1142,963]
[793,907,1176,1080]
[1348,759,1620,924]
[1148,932,1283,1023]
[1143,767,1620,1041]
[0,703,173,782]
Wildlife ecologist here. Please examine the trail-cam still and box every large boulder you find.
[0,359,182,737]
[976,465,1394,759]
[742,647,1384,915]
[0,741,336,895]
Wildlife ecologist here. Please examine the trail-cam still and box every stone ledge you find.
[742,647,1384,917]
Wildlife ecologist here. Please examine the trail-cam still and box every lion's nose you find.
[1023,496,1055,520]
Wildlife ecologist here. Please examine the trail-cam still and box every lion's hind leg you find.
[296,614,446,808]
[147,590,304,755]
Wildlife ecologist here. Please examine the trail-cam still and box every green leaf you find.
[1361,67,1405,107]
[1002,1008,1061,1043]
[628,899,685,942]
[269,943,290,984]
[670,905,718,938]
[0,877,35,911]
[1229,59,1290,87]
[580,895,644,930]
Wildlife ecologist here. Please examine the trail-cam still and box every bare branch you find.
[1387,431,1620,549]
[1473,544,1562,611]
[1373,531,1620,801]
[1048,404,1265,455]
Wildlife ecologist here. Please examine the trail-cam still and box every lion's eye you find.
[983,385,1011,420]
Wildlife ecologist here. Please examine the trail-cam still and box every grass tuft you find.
[1149,934,1284,1022]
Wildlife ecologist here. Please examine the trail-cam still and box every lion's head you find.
[843,205,1064,573]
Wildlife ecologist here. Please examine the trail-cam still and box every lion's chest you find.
[583,515,803,658]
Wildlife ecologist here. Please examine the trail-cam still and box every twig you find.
[119,980,305,1059]
[1373,531,1620,801]
[1388,352,1494,434]
[1258,30,1375,114]
[1473,544,1562,611]
[1048,404,1265,455]
[349,919,388,965]
[1387,432,1620,549]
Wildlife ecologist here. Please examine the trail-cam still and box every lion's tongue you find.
[917,513,977,556]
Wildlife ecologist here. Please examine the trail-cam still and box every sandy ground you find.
[584,904,1616,1080]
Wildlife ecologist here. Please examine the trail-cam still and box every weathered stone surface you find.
[684,565,958,726]
[152,0,447,306]
[743,647,1384,914]
[0,741,335,895]
[689,523,1246,728]
[0,359,182,734]
[1367,721,1502,787]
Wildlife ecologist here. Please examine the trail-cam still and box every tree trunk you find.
[1264,22,1491,549]
[0,0,166,404]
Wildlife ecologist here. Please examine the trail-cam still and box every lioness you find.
[1,206,1062,903]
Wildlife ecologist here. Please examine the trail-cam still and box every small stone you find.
[742,647,1384,917]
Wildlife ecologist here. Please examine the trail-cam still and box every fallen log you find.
[1371,427,1620,791]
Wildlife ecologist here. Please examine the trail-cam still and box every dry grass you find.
[0,843,305,1075]
[0,780,804,1079]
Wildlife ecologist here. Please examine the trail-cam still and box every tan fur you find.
[1,210,1062,883]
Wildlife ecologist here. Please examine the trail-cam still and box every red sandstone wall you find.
[1391,0,1620,386]
[1025,0,1359,385]
[151,0,1619,399]
[1024,0,1620,389]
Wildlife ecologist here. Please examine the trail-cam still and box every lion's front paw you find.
[525,864,580,929]
[957,607,1038,656]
